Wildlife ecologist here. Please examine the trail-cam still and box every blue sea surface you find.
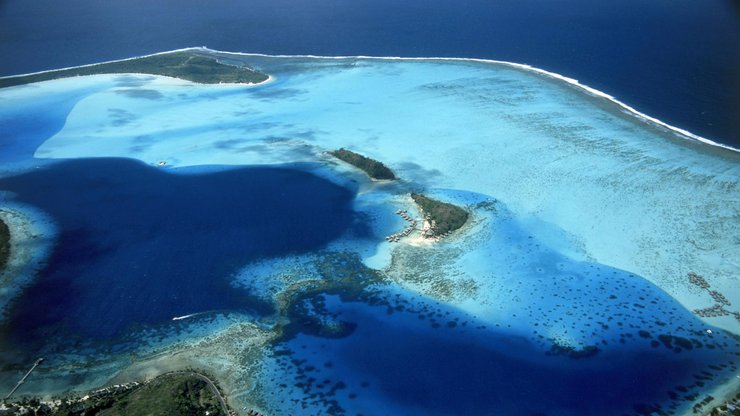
[0,158,358,345]
[263,287,739,415]
[0,0,738,146]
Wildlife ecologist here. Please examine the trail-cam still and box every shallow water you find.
[0,158,357,356]
[0,53,737,413]
[254,196,739,415]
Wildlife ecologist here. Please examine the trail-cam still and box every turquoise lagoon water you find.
[0,53,738,414]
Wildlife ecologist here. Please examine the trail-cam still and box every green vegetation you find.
[0,218,10,271]
[329,149,396,180]
[97,373,225,416]
[4,373,230,416]
[411,193,468,236]
[0,51,269,88]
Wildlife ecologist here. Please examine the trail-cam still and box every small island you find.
[326,148,467,243]
[329,149,396,180]
[0,51,269,88]
[411,193,469,238]
[0,218,10,271]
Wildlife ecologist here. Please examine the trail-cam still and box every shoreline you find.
[6,371,237,415]
[2,316,276,413]
[85,72,275,87]
[104,313,280,414]
[0,46,735,153]
[94,71,275,88]
[0,50,273,88]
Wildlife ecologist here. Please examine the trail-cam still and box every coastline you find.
[108,319,275,414]
[0,46,735,153]
[0,50,273,88]
[95,72,275,88]
[697,376,740,416]
[1,313,276,413]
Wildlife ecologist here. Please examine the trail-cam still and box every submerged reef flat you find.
[0,50,269,88]
[0,49,738,415]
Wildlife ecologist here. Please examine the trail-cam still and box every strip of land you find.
[329,149,396,180]
[2,372,241,416]
[0,51,269,88]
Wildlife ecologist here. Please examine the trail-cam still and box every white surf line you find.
[2,45,736,153]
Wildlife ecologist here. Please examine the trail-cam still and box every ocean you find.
[0,158,358,365]
[0,3,738,414]
[0,0,738,147]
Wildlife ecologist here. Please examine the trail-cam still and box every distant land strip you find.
[0,51,269,88]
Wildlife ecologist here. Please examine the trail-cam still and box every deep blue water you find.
[270,292,739,416]
[0,158,357,344]
[0,0,738,147]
